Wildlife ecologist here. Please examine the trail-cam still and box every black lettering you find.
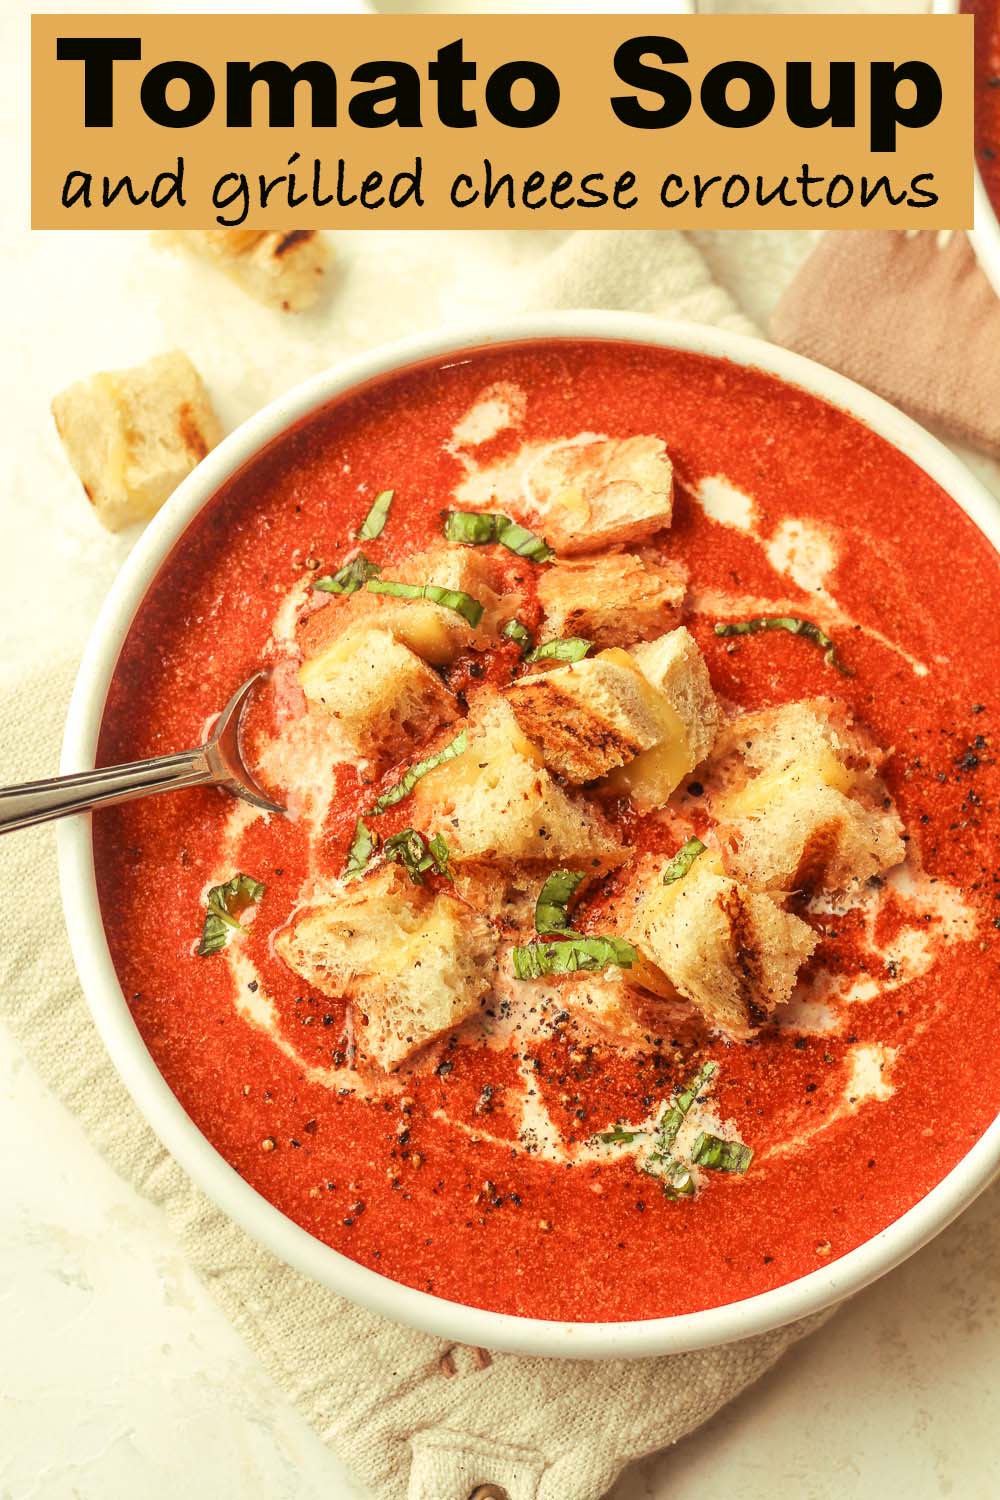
[756,173,796,207]
[907,172,939,206]
[694,174,722,208]
[826,172,854,207]
[870,61,942,152]
[61,169,92,207]
[701,61,775,128]
[611,36,690,128]
[613,170,638,209]
[859,173,907,207]
[485,61,559,128]
[786,61,856,129]
[482,159,515,208]
[360,170,385,207]
[349,63,422,127]
[140,60,214,128]
[213,172,249,226]
[578,172,609,208]
[104,172,148,207]
[660,172,689,206]
[429,40,477,128]
[722,173,750,207]
[389,160,424,207]
[55,37,142,127]
[450,171,478,207]
[550,169,575,209]
[522,169,548,208]
[227,61,337,127]
[151,157,185,207]
[796,163,825,208]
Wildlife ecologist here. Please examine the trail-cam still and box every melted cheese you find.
[597,649,692,805]
[718,751,853,820]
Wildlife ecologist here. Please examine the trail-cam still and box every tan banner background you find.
[32,13,972,229]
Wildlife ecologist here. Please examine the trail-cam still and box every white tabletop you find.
[4,0,999,1496]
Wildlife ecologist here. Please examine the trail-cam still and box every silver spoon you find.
[0,671,284,835]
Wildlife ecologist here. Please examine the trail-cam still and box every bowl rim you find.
[58,310,1000,1359]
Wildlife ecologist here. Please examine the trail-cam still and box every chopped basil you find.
[313,553,381,595]
[511,935,637,980]
[654,1061,719,1156]
[343,817,377,880]
[443,509,554,564]
[713,615,853,675]
[525,637,592,664]
[383,828,453,884]
[357,489,394,541]
[534,869,585,936]
[663,837,706,886]
[690,1132,754,1174]
[197,873,264,957]
[371,729,469,815]
[366,578,484,629]
[502,618,533,657]
[598,1127,638,1145]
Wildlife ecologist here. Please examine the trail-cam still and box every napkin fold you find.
[770,229,1000,457]
[0,231,828,1500]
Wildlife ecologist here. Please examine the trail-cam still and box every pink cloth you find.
[771,230,1000,456]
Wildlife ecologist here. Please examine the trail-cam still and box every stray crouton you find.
[505,649,671,783]
[411,698,626,869]
[537,551,687,649]
[52,350,221,533]
[706,700,905,893]
[165,229,329,311]
[621,854,817,1037]
[601,628,721,809]
[299,545,507,666]
[274,866,496,1070]
[298,624,456,766]
[453,433,673,554]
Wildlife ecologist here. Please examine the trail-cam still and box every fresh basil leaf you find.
[511,935,637,980]
[690,1132,753,1174]
[714,615,853,676]
[534,869,586,936]
[502,618,533,657]
[663,837,706,886]
[343,817,377,880]
[371,729,469,815]
[443,510,554,564]
[357,489,394,541]
[197,873,264,957]
[525,637,592,664]
[383,828,453,884]
[366,578,484,629]
[313,553,381,595]
[655,1061,719,1157]
[598,1127,638,1145]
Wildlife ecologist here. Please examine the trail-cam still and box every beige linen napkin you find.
[0,232,829,1500]
[771,229,1000,456]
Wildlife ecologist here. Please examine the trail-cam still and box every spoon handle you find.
[0,749,214,834]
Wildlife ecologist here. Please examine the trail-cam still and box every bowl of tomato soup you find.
[58,314,1000,1358]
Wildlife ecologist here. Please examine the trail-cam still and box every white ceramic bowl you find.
[58,312,1000,1359]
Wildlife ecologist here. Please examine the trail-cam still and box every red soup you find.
[94,340,1000,1323]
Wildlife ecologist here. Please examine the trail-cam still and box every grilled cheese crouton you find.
[505,649,673,782]
[299,545,507,666]
[52,351,221,533]
[537,551,687,649]
[707,700,905,893]
[454,434,673,554]
[602,628,721,809]
[274,866,496,1070]
[298,624,456,766]
[621,854,817,1037]
[165,228,329,311]
[411,699,626,868]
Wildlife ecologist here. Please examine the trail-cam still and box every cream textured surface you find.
[3,0,1000,1498]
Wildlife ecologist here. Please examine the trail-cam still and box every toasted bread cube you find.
[52,351,221,533]
[298,624,456,766]
[706,700,905,892]
[166,229,329,311]
[537,551,687,649]
[720,781,905,894]
[622,855,817,1037]
[505,649,674,782]
[411,699,625,868]
[299,545,507,667]
[274,866,496,1070]
[601,629,721,809]
[454,434,672,555]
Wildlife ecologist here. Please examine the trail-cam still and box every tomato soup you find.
[94,340,1000,1323]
